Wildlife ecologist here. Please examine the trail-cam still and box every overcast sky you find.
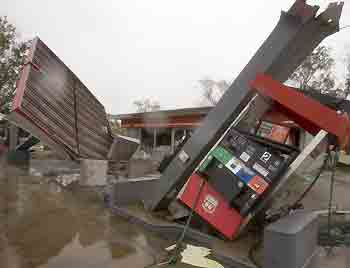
[2,0,350,114]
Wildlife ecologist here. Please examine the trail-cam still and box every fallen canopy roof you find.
[11,37,113,159]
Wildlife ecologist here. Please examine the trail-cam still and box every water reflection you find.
[0,163,170,268]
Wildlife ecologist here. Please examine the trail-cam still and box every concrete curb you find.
[110,205,256,268]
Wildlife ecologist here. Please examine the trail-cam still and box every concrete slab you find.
[29,159,80,177]
[111,175,161,206]
[80,159,108,186]
[264,211,319,268]
[108,135,139,162]
[127,159,157,178]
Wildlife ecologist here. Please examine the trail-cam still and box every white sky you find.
[2,0,350,114]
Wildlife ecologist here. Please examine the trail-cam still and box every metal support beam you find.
[138,128,142,142]
[149,1,344,210]
[171,128,176,154]
[9,124,18,151]
[153,128,157,150]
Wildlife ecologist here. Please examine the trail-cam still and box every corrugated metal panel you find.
[11,37,112,159]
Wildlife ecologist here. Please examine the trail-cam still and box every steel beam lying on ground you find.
[149,0,344,210]
[10,38,113,159]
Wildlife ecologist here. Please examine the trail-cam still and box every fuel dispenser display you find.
[179,128,290,239]
[178,72,350,240]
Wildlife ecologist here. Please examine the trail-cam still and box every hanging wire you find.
[326,146,339,253]
[145,178,206,268]
[166,179,206,265]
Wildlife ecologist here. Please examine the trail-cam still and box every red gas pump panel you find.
[257,120,290,144]
[178,173,242,239]
[247,175,269,195]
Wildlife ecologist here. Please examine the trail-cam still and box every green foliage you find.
[0,16,29,114]
[289,45,335,94]
[133,98,160,112]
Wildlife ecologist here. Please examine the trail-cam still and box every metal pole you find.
[153,128,157,150]
[9,124,18,151]
[171,128,176,154]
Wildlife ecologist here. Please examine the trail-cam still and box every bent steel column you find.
[149,1,344,210]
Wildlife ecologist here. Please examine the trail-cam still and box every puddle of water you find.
[0,162,172,268]
[0,161,220,268]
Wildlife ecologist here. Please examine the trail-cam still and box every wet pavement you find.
[2,157,350,268]
[0,161,209,268]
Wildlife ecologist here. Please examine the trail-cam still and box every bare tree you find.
[289,45,335,94]
[0,16,30,114]
[199,79,229,105]
[133,98,161,112]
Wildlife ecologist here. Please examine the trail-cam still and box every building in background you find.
[111,106,302,158]
[111,107,212,158]
[112,92,350,165]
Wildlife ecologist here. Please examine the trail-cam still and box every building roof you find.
[112,91,350,122]
[112,106,213,129]
[111,106,213,120]
[112,92,350,129]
